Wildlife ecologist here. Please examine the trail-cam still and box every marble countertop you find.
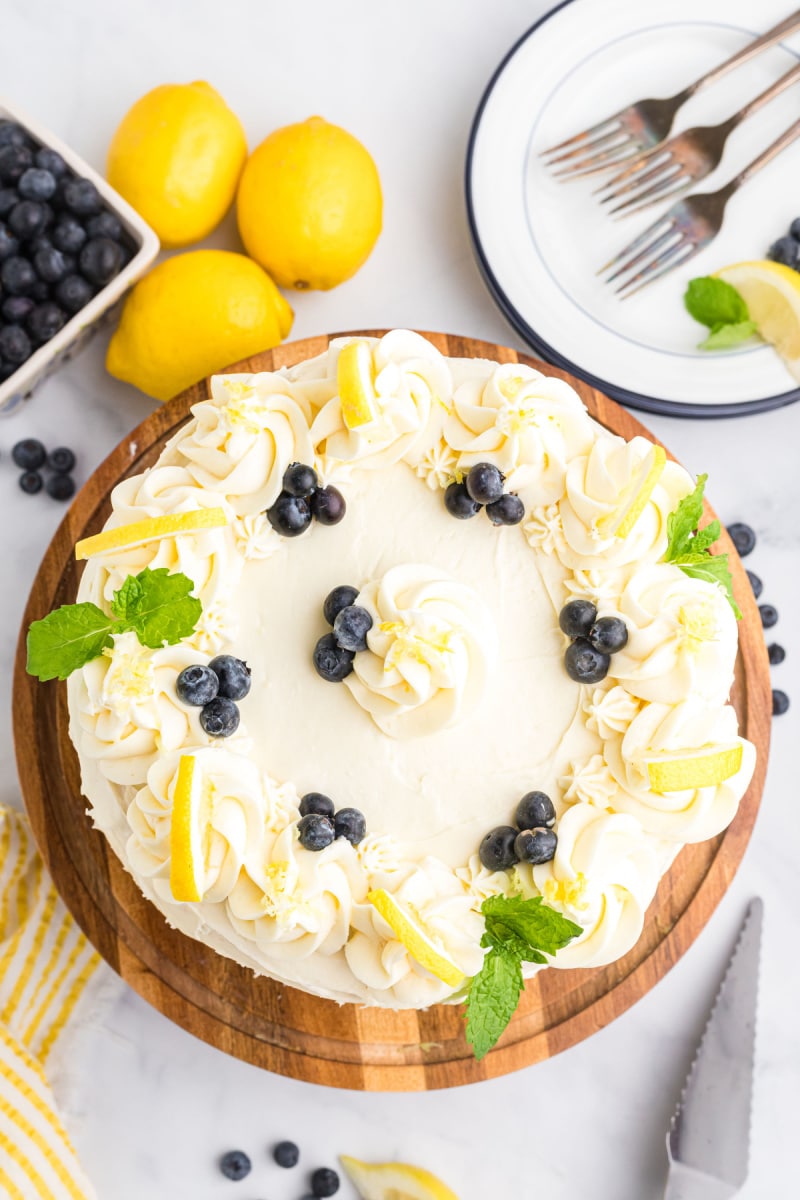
[2,1,798,1196]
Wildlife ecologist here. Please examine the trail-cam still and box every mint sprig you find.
[664,475,741,618]
[27,567,202,681]
[684,277,757,351]
[465,896,582,1060]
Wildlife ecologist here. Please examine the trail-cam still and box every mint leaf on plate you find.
[26,603,115,681]
[465,945,523,1061]
[664,475,740,618]
[700,320,757,350]
[111,566,201,649]
[685,277,749,329]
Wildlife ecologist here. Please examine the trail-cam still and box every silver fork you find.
[598,116,800,297]
[597,62,800,215]
[540,7,800,180]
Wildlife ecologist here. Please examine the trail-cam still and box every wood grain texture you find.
[13,331,772,1091]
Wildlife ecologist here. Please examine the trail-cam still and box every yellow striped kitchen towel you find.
[0,803,100,1199]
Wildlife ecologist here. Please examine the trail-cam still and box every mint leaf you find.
[110,567,201,649]
[665,474,707,560]
[664,476,740,618]
[465,946,523,1061]
[482,894,583,957]
[685,277,749,330]
[690,519,721,554]
[673,552,742,619]
[699,320,757,350]
[26,603,115,681]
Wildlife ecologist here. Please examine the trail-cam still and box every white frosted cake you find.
[61,330,755,1021]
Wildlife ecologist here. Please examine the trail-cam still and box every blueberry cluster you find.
[11,436,75,499]
[444,461,525,526]
[479,790,558,871]
[297,791,366,852]
[219,1136,340,1196]
[176,654,251,737]
[0,120,133,384]
[735,521,789,718]
[267,461,346,537]
[767,218,800,273]
[313,584,373,682]
[559,599,628,685]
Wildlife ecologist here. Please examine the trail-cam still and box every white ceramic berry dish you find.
[0,96,159,416]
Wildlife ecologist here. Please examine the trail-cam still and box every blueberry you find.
[79,236,122,286]
[27,303,67,345]
[514,827,558,865]
[35,148,67,178]
[297,813,335,851]
[772,689,790,716]
[283,461,318,497]
[768,642,786,666]
[0,143,34,184]
[176,664,219,706]
[55,274,93,313]
[0,122,29,149]
[746,569,763,599]
[0,362,17,383]
[12,438,46,470]
[333,604,373,652]
[0,189,17,217]
[564,637,610,684]
[273,1140,300,1168]
[759,604,778,629]
[299,792,335,819]
[8,200,50,239]
[767,236,800,269]
[466,462,504,505]
[29,280,49,301]
[485,493,525,526]
[62,178,101,216]
[219,1149,251,1181]
[323,584,359,626]
[559,599,597,640]
[18,167,57,202]
[727,522,756,557]
[310,484,346,525]
[86,211,122,241]
[47,446,76,473]
[444,479,480,519]
[515,790,556,831]
[267,492,312,537]
[52,217,87,255]
[311,1166,340,1197]
[479,825,519,872]
[199,696,240,737]
[333,807,366,845]
[0,222,19,260]
[588,616,628,654]
[0,324,32,364]
[313,632,355,682]
[45,473,75,501]
[209,654,251,700]
[19,471,43,495]
[1,256,36,295]
[1,295,34,323]
[790,218,800,242]
[33,246,71,284]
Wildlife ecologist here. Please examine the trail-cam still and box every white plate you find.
[466,0,800,416]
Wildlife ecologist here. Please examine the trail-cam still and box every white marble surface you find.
[2,1,799,1197]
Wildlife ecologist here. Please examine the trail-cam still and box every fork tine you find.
[552,145,641,181]
[545,128,630,167]
[597,213,674,275]
[610,171,691,217]
[540,117,623,158]
[600,157,677,204]
[616,241,698,298]
[606,226,682,284]
[593,148,670,195]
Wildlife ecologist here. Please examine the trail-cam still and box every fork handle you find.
[730,116,800,187]
[736,60,800,121]
[684,8,800,99]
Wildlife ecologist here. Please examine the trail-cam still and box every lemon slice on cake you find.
[596,444,666,539]
[340,1156,460,1200]
[75,508,228,560]
[368,889,464,988]
[169,754,210,902]
[715,260,800,381]
[644,743,743,794]
[337,339,378,428]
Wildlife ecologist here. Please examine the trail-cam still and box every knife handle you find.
[664,1161,737,1200]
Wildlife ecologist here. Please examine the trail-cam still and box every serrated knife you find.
[664,897,762,1199]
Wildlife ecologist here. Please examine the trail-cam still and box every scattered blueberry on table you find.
[759,604,779,630]
[727,521,756,557]
[772,689,790,716]
[746,569,763,599]
[768,643,786,666]
[9,435,76,499]
[767,219,800,272]
[273,1140,300,1168]
[219,1149,252,1181]
[310,1165,340,1197]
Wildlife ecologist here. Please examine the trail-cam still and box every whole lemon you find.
[237,116,382,290]
[107,82,247,247]
[106,250,293,402]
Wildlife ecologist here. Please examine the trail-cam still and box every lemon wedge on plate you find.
[337,339,378,429]
[716,260,800,381]
[644,743,743,794]
[340,1156,460,1200]
[169,754,209,902]
[596,444,666,539]
[367,889,464,988]
[75,508,228,560]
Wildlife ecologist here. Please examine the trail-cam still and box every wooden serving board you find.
[13,332,771,1091]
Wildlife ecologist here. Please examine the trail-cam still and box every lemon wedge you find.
[645,743,743,794]
[337,339,377,429]
[716,260,800,381]
[367,889,464,988]
[340,1156,460,1200]
[596,444,666,539]
[169,754,208,902]
[75,508,228,560]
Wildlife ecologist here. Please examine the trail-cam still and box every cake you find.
[60,330,755,1026]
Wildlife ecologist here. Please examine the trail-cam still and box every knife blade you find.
[664,897,763,1200]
